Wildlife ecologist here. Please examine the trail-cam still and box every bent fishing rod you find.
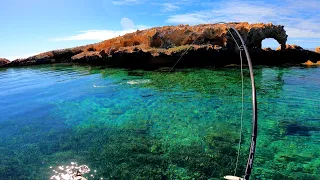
[222,24,258,180]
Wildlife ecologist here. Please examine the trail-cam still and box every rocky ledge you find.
[1,22,320,69]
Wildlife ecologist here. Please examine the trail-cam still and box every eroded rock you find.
[4,22,319,68]
[71,51,103,63]
[98,22,287,51]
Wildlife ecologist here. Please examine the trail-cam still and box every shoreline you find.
[1,46,320,70]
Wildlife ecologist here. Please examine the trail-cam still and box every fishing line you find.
[235,51,244,176]
[169,30,205,72]
[232,37,245,177]
[224,26,245,176]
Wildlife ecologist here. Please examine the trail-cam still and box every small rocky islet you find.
[0,58,10,66]
[1,22,320,69]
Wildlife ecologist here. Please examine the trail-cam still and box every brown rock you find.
[276,44,303,51]
[9,53,54,66]
[302,60,314,66]
[315,46,320,53]
[263,47,273,51]
[0,58,10,66]
[6,23,289,67]
[89,22,287,51]
[9,48,84,67]
[71,51,104,64]
[7,22,320,68]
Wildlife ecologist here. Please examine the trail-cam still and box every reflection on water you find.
[0,64,319,179]
[50,162,92,180]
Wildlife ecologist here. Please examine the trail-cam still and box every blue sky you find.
[1,0,320,60]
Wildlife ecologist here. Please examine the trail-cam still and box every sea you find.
[0,64,319,179]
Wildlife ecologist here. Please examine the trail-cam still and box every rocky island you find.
[1,22,320,69]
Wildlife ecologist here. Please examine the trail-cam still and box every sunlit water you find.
[0,64,319,180]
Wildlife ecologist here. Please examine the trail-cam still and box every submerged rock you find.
[279,120,320,137]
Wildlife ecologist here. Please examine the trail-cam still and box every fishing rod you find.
[223,24,258,180]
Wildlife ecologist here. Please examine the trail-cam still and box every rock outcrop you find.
[276,44,303,51]
[89,22,288,52]
[1,22,320,69]
[7,47,84,67]
[0,58,10,66]
[71,50,108,64]
[302,60,320,66]
[316,46,320,53]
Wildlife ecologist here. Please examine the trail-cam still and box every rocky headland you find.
[1,22,320,69]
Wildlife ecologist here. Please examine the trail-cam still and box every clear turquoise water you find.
[0,64,319,180]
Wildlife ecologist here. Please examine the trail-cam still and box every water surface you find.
[0,64,319,179]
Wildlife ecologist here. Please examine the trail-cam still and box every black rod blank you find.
[228,26,258,180]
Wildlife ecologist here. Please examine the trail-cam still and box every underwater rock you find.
[0,58,10,66]
[285,123,316,136]
[279,120,320,136]
[2,22,320,68]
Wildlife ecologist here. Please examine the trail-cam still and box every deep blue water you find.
[0,64,319,179]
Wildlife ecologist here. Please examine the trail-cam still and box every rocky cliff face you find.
[1,22,319,69]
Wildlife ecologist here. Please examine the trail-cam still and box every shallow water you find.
[0,64,319,179]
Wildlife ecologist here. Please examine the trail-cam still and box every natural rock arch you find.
[203,23,288,51]
[245,23,287,50]
[262,38,280,49]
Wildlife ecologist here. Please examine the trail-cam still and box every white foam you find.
[127,79,151,85]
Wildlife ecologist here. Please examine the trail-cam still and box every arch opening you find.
[262,38,280,50]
